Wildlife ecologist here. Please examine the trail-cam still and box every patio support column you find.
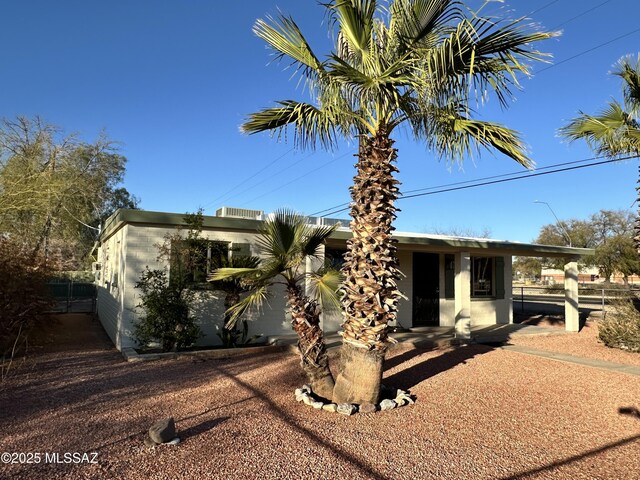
[564,258,580,332]
[455,252,471,339]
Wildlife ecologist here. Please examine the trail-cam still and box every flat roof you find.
[101,209,594,259]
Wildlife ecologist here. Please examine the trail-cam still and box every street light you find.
[533,200,572,247]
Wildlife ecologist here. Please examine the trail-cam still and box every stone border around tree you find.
[295,384,415,415]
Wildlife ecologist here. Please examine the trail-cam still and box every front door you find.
[413,253,440,326]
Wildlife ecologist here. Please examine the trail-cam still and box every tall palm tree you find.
[560,54,640,251]
[209,210,341,400]
[242,0,555,404]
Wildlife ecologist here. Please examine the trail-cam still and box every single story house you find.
[95,208,593,351]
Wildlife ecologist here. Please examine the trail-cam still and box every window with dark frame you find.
[471,256,494,297]
[170,239,229,285]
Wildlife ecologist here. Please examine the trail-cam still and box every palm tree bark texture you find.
[286,284,335,401]
[333,131,404,404]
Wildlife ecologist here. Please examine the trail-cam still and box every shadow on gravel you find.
[383,344,496,391]
[618,406,640,419]
[500,433,640,479]
[180,416,230,439]
[212,363,394,480]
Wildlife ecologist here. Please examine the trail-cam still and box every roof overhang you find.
[101,209,594,259]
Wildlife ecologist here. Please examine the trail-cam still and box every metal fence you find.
[512,285,637,318]
[48,281,97,313]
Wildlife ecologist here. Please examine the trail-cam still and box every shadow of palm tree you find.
[211,363,394,480]
[384,344,496,391]
[180,417,230,440]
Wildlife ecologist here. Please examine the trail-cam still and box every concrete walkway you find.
[498,344,640,377]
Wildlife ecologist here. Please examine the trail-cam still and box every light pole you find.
[533,200,572,247]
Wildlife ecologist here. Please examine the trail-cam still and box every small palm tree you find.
[242,0,555,404]
[560,54,640,250]
[208,255,262,347]
[209,210,341,400]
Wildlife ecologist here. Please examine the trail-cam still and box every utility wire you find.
[313,155,638,218]
[537,25,640,74]
[549,0,616,30]
[203,147,294,209]
[220,151,318,205]
[238,151,353,207]
[308,154,625,216]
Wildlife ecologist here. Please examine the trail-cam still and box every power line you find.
[549,0,616,30]
[309,154,620,216]
[537,25,640,74]
[219,151,318,206]
[202,147,294,209]
[237,151,353,207]
[311,155,638,218]
[527,0,562,17]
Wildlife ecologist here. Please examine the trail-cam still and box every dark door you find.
[413,253,440,326]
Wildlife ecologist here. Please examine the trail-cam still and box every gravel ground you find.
[1,314,639,480]
[510,315,640,367]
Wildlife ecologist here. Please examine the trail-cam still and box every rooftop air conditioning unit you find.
[215,207,264,220]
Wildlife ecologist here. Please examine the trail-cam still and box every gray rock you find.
[302,394,315,406]
[301,384,312,393]
[396,393,415,406]
[359,403,377,414]
[379,399,397,411]
[336,403,357,416]
[164,437,181,446]
[322,403,338,413]
[149,417,176,444]
[311,401,324,409]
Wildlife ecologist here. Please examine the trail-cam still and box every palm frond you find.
[419,102,532,167]
[241,100,340,150]
[301,224,338,258]
[306,268,343,312]
[560,101,640,157]
[613,54,640,117]
[330,0,377,63]
[225,285,270,328]
[208,267,261,282]
[254,14,323,77]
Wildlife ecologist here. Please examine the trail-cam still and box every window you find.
[470,256,506,299]
[171,239,229,285]
[325,247,347,270]
[471,257,494,297]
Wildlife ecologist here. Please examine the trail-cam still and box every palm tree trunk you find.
[333,131,403,405]
[635,165,640,255]
[286,285,335,401]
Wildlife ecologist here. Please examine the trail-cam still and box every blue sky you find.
[2,0,639,243]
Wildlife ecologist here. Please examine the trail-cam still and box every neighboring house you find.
[542,267,640,285]
[95,208,593,351]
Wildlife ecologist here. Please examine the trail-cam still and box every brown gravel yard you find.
[1,314,639,480]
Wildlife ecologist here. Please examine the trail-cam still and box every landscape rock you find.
[322,403,338,413]
[359,403,377,414]
[380,399,397,411]
[337,403,357,416]
[149,417,176,444]
[311,401,324,409]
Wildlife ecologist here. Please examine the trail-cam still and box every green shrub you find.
[134,268,202,352]
[599,297,640,352]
